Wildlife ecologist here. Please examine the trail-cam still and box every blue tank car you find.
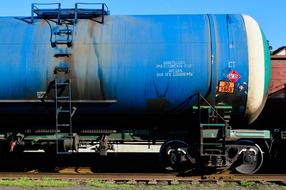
[0,3,272,174]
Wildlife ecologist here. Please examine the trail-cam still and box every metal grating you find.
[31,3,109,24]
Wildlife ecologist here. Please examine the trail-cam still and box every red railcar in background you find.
[254,48,286,145]
[270,54,286,96]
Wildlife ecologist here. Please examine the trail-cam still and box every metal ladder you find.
[55,78,73,154]
[31,3,109,154]
[33,3,75,154]
[53,5,74,154]
[52,25,73,49]
[195,94,232,167]
[54,20,74,154]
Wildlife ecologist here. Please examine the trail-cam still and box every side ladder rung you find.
[57,124,70,127]
[54,53,71,57]
[55,40,72,44]
[202,142,224,147]
[54,29,72,35]
[57,96,70,100]
[56,82,70,86]
[200,123,225,127]
[57,109,70,113]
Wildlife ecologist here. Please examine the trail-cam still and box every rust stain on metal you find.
[40,19,46,26]
[71,19,110,100]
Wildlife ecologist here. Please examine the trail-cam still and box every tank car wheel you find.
[232,140,264,174]
[160,140,193,172]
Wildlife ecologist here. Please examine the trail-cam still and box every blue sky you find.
[0,0,285,50]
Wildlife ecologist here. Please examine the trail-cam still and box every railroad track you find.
[1,170,286,185]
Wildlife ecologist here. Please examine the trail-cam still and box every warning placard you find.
[218,81,235,93]
[227,70,241,83]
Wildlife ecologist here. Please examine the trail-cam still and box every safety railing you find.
[31,3,109,24]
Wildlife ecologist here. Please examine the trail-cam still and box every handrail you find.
[75,3,108,24]
[75,3,108,11]
[31,3,109,24]
[31,3,61,23]
[196,92,227,123]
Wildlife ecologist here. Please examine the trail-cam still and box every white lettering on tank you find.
[228,61,236,68]
[156,60,193,77]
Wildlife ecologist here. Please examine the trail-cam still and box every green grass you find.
[87,180,191,190]
[0,178,281,190]
[0,178,189,189]
[87,180,133,189]
[0,177,75,188]
[240,181,257,187]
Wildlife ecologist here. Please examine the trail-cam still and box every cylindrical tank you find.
[0,14,270,124]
